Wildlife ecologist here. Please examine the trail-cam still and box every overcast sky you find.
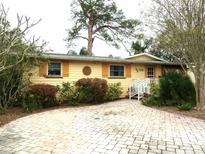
[0,0,152,57]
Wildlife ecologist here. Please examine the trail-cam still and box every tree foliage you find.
[79,46,88,55]
[67,0,140,55]
[67,50,78,55]
[0,5,45,112]
[131,35,177,62]
[131,35,153,54]
[152,0,205,110]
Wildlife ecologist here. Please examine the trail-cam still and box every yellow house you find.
[30,53,182,97]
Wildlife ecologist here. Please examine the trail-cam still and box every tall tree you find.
[152,0,205,110]
[67,0,140,56]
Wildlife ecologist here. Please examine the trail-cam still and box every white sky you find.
[0,0,152,57]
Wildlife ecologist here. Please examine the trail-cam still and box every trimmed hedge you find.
[19,84,58,112]
[57,79,123,105]
[75,78,108,103]
[19,78,123,111]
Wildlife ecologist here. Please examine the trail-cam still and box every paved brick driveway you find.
[0,100,205,154]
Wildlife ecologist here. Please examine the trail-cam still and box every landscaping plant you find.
[177,103,193,111]
[30,84,58,107]
[142,71,195,109]
[57,82,79,106]
[159,71,195,106]
[142,82,161,106]
[75,78,108,103]
[0,5,45,113]
[19,84,58,112]
[105,83,123,101]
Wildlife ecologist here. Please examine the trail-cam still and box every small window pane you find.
[110,65,124,77]
[48,62,61,76]
[147,66,154,78]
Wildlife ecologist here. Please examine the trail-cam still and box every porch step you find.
[129,78,158,100]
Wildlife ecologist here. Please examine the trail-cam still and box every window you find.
[48,62,61,76]
[147,66,154,78]
[110,65,124,77]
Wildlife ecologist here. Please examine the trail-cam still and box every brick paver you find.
[0,100,205,154]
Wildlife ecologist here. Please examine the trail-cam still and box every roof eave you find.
[47,55,180,65]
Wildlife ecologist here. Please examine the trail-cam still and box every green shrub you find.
[19,90,40,112]
[150,82,160,98]
[142,95,159,106]
[57,82,79,106]
[177,103,192,111]
[105,83,123,101]
[30,84,58,107]
[19,84,58,112]
[75,78,108,103]
[142,82,161,106]
[159,71,195,106]
[17,89,40,112]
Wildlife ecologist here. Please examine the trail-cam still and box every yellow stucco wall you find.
[30,61,163,97]
[155,65,162,77]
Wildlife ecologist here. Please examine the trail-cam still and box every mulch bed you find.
[0,105,70,127]
[150,106,205,121]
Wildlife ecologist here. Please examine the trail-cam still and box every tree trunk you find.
[87,20,94,56]
[195,73,205,110]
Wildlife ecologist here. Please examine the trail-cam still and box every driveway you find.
[0,100,205,154]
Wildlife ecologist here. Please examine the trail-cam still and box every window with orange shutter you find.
[48,62,61,76]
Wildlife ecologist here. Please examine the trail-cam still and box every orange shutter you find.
[102,63,108,78]
[39,63,47,77]
[154,65,157,78]
[125,64,131,78]
[145,65,148,78]
[63,62,69,77]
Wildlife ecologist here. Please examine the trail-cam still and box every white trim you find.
[126,53,168,62]
[109,64,125,78]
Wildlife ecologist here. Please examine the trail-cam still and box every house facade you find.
[30,53,182,96]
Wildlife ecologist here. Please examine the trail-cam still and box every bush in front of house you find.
[142,71,195,109]
[30,84,58,107]
[105,83,123,101]
[19,84,58,112]
[75,78,108,103]
[57,80,123,105]
[159,71,195,106]
[142,82,161,106]
[57,82,79,106]
[18,90,39,112]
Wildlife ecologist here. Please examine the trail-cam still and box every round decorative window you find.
[83,66,92,76]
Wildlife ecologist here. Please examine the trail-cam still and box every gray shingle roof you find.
[43,53,180,66]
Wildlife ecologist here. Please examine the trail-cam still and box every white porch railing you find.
[129,78,158,100]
